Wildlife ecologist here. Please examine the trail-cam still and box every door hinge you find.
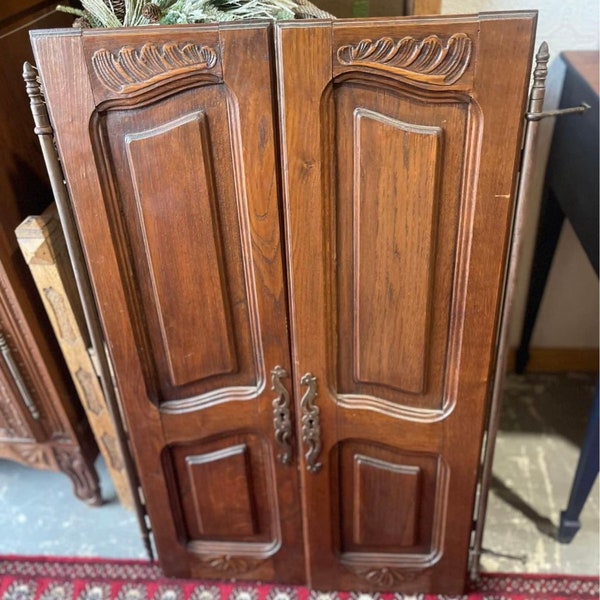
[87,346,102,380]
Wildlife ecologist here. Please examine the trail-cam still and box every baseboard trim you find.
[507,347,599,373]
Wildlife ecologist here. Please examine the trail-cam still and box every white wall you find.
[441,0,599,349]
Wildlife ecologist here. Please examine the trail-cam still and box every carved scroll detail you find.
[336,33,472,85]
[54,446,101,505]
[200,555,261,575]
[92,42,218,94]
[300,373,322,473]
[271,365,293,465]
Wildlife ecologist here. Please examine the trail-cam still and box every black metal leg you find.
[558,381,599,543]
[515,187,565,374]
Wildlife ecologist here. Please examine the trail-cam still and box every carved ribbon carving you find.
[300,372,322,473]
[92,42,218,94]
[271,365,293,465]
[336,33,472,85]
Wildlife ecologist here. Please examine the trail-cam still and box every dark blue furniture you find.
[515,50,599,544]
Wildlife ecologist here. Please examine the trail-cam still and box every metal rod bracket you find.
[526,102,590,121]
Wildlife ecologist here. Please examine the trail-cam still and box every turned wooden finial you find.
[23,61,53,136]
[529,41,550,113]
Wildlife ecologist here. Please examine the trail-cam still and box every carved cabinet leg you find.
[54,446,102,506]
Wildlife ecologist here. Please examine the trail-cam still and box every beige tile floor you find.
[481,372,599,575]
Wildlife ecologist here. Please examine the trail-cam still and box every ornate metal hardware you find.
[300,372,322,473]
[271,365,293,465]
[0,332,40,420]
[526,102,590,121]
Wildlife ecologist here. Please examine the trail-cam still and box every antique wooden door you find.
[31,23,305,582]
[276,12,536,593]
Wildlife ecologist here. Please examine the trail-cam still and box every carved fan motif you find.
[336,33,472,85]
[348,565,425,587]
[92,42,218,94]
[200,555,262,575]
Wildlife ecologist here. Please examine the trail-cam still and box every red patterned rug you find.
[0,557,597,600]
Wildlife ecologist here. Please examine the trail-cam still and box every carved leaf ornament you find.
[92,42,218,93]
[337,33,472,85]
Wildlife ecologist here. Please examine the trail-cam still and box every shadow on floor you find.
[499,373,596,447]
[491,474,558,540]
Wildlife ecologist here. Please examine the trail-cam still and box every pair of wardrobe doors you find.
[31,11,535,594]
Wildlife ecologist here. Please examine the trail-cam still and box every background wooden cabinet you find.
[0,1,100,504]
[30,12,535,593]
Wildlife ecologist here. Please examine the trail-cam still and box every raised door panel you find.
[336,84,469,416]
[96,84,257,405]
[32,23,304,582]
[277,14,535,593]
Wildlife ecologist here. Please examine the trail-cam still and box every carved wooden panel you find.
[125,112,235,387]
[0,359,34,442]
[335,81,469,419]
[15,206,135,508]
[353,456,420,547]
[96,83,260,406]
[352,109,441,395]
[165,432,279,551]
[333,440,447,561]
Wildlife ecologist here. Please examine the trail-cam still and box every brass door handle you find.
[271,365,293,465]
[300,372,322,473]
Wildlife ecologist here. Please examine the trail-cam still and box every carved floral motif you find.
[200,555,261,575]
[348,565,424,587]
[92,42,218,94]
[336,33,472,85]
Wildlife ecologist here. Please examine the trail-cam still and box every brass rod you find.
[526,101,590,121]
[22,62,154,561]
[470,41,550,580]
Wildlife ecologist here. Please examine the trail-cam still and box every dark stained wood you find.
[0,2,99,504]
[31,11,536,593]
[276,12,536,594]
[32,21,304,582]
